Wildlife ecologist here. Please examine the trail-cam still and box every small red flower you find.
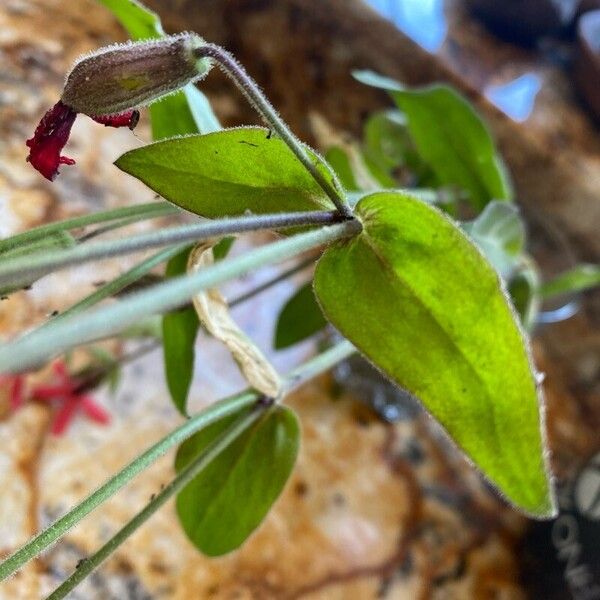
[26,101,139,181]
[30,360,111,435]
[25,101,77,181]
[26,33,212,180]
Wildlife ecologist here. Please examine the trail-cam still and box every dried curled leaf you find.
[188,242,282,398]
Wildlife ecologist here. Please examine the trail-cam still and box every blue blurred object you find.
[365,0,447,52]
[485,74,543,121]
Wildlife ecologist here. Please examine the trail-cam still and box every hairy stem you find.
[0,202,176,255]
[0,341,355,582]
[75,214,156,243]
[0,210,342,290]
[43,245,187,327]
[0,220,359,372]
[230,256,314,307]
[45,407,264,600]
[194,44,353,219]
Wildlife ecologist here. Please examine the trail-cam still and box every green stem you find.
[0,341,355,582]
[0,210,341,290]
[45,407,264,600]
[194,44,353,219]
[0,221,359,373]
[0,393,254,582]
[75,214,156,243]
[0,202,176,255]
[229,257,314,307]
[43,245,186,327]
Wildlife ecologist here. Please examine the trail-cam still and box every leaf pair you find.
[117,119,555,523]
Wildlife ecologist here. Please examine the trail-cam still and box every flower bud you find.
[61,33,212,116]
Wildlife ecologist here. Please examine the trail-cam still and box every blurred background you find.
[0,0,599,598]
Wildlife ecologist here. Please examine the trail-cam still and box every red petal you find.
[26,101,77,181]
[50,395,80,436]
[80,396,111,424]
[30,384,72,401]
[91,110,140,130]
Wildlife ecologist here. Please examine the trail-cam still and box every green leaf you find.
[175,405,299,556]
[150,86,220,140]
[212,236,235,260]
[274,282,327,349]
[354,71,512,209]
[462,201,525,279]
[183,85,220,134]
[509,264,541,331]
[162,249,199,416]
[314,191,554,517]
[325,147,360,191]
[364,110,411,171]
[161,240,232,415]
[97,0,163,40]
[116,127,335,218]
[540,264,600,299]
[149,92,200,140]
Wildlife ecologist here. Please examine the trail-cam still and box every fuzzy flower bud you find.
[26,33,212,180]
[61,33,212,116]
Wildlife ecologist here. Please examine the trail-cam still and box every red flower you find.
[30,361,111,435]
[26,101,139,181]
[25,33,213,180]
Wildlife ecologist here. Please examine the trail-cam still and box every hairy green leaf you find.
[314,191,554,517]
[540,264,600,299]
[162,248,199,416]
[354,71,512,209]
[274,282,327,349]
[115,127,335,218]
[175,405,299,556]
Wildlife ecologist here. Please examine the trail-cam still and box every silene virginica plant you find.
[2,0,600,595]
